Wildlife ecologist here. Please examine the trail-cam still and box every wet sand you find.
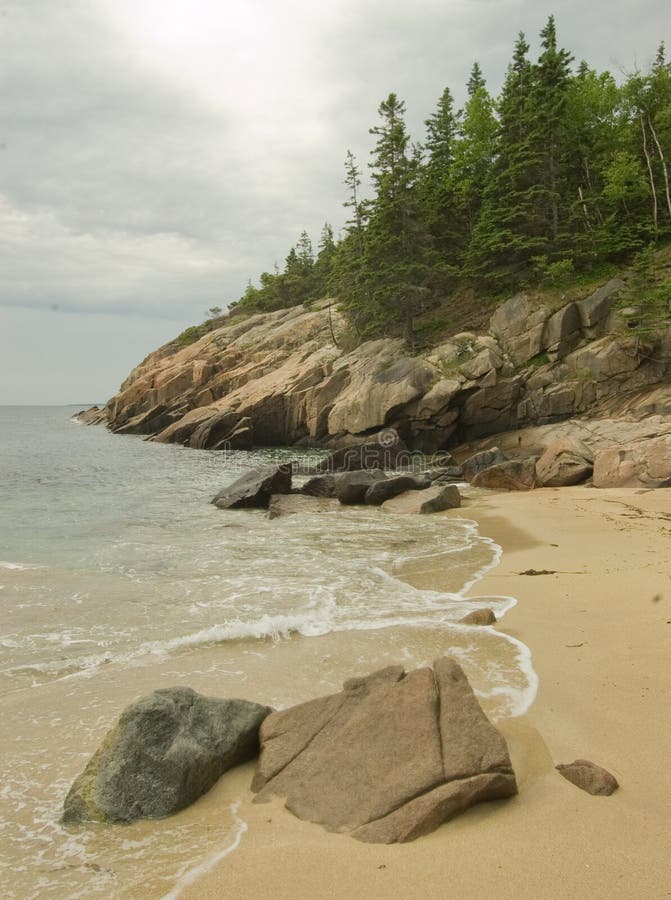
[184,486,671,899]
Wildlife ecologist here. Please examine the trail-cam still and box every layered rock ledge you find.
[81,279,671,488]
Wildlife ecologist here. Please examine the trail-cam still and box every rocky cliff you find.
[90,280,671,486]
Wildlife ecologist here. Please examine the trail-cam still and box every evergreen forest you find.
[197,17,671,345]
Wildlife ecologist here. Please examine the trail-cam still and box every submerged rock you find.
[460,609,497,626]
[267,494,337,518]
[364,474,428,505]
[62,687,271,824]
[252,657,517,843]
[556,759,619,796]
[211,464,292,509]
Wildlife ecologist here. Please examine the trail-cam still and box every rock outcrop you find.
[83,273,671,489]
[62,687,271,824]
[464,415,671,489]
[252,658,517,843]
[593,433,671,487]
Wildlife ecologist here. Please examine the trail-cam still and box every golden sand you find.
[182,486,671,899]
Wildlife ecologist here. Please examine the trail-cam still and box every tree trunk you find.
[578,184,592,230]
[641,116,659,232]
[648,114,671,220]
[583,157,604,225]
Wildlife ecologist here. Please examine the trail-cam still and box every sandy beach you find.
[182,485,671,900]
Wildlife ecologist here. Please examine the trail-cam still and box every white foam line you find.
[441,515,539,716]
[161,802,247,900]
[0,560,43,571]
[486,629,539,719]
[457,536,503,597]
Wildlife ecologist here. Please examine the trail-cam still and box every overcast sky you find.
[0,0,667,403]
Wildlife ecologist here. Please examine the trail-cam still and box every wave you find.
[0,560,44,571]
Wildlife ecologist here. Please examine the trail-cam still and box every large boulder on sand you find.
[471,457,539,491]
[62,687,271,824]
[211,464,292,509]
[420,484,461,513]
[535,438,594,487]
[252,657,517,844]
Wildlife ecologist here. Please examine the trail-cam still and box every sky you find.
[0,0,667,404]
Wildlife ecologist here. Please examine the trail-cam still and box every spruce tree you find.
[466,32,543,286]
[418,86,461,287]
[449,63,497,263]
[532,15,574,253]
[363,93,432,340]
[330,151,370,329]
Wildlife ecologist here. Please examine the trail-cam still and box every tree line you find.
[228,16,671,342]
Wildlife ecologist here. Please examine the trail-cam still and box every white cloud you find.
[0,0,667,401]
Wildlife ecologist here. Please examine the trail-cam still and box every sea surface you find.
[0,406,537,898]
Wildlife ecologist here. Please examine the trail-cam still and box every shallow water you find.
[0,406,536,898]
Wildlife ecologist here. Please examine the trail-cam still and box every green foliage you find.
[175,324,207,347]
[531,255,575,286]
[617,244,671,337]
[188,19,671,348]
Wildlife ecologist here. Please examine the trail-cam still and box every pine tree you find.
[467,20,576,287]
[532,15,574,252]
[362,93,432,340]
[467,61,486,96]
[418,86,461,286]
[295,230,314,273]
[466,32,543,286]
[449,63,497,262]
[329,151,369,328]
[313,223,337,295]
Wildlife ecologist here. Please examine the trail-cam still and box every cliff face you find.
[99,282,671,459]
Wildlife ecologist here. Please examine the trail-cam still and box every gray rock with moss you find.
[62,687,271,824]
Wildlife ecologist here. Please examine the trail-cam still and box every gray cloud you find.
[0,0,667,402]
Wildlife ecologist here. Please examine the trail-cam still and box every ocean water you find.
[0,406,536,898]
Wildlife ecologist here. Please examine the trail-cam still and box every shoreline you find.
[184,485,671,899]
